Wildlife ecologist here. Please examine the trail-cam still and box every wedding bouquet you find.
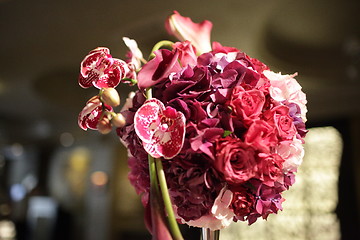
[77,11,307,240]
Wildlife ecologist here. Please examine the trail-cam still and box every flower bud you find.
[101,88,120,107]
[111,113,126,128]
[97,116,112,134]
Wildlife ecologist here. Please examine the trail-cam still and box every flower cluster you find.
[77,10,307,236]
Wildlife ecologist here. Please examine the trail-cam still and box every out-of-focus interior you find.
[0,0,359,239]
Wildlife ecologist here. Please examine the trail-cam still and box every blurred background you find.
[0,0,359,239]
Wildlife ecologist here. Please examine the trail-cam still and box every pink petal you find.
[78,96,112,130]
[134,99,186,159]
[137,49,181,90]
[153,110,186,159]
[165,11,213,54]
[134,99,165,143]
[79,47,127,89]
[93,58,128,88]
[80,47,110,78]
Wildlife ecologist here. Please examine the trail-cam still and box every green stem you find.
[145,87,152,99]
[155,158,184,240]
[149,40,174,59]
[148,154,158,193]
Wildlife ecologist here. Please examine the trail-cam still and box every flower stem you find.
[155,157,184,240]
[149,40,174,59]
[145,88,152,99]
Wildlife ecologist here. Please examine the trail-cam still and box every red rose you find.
[230,186,255,219]
[245,120,277,153]
[214,136,258,184]
[230,86,265,125]
[256,153,284,186]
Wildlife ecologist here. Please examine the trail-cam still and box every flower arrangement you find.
[77,11,307,240]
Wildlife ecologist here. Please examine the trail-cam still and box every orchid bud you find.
[111,113,126,128]
[97,116,112,134]
[101,88,120,107]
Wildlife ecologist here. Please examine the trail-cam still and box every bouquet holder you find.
[201,228,220,240]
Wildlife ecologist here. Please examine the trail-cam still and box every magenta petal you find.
[78,96,112,130]
[134,98,186,159]
[137,49,181,90]
[79,47,128,89]
[93,58,128,88]
[153,112,186,159]
[143,140,162,159]
[134,99,165,142]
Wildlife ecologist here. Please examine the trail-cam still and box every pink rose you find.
[256,153,284,186]
[264,105,297,140]
[214,136,258,184]
[230,86,265,125]
[245,120,277,152]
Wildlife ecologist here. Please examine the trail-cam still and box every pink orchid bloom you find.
[134,98,186,159]
[78,96,112,130]
[79,47,129,89]
[123,37,144,70]
[165,11,212,54]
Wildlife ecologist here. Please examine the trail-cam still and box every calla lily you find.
[165,11,212,55]
[134,98,186,159]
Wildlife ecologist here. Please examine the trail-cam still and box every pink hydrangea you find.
[264,70,307,122]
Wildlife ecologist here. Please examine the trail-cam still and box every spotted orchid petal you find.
[165,11,213,54]
[79,47,129,89]
[78,96,112,130]
[134,98,186,159]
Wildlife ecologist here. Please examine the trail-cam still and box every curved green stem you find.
[149,40,174,59]
[155,158,184,240]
